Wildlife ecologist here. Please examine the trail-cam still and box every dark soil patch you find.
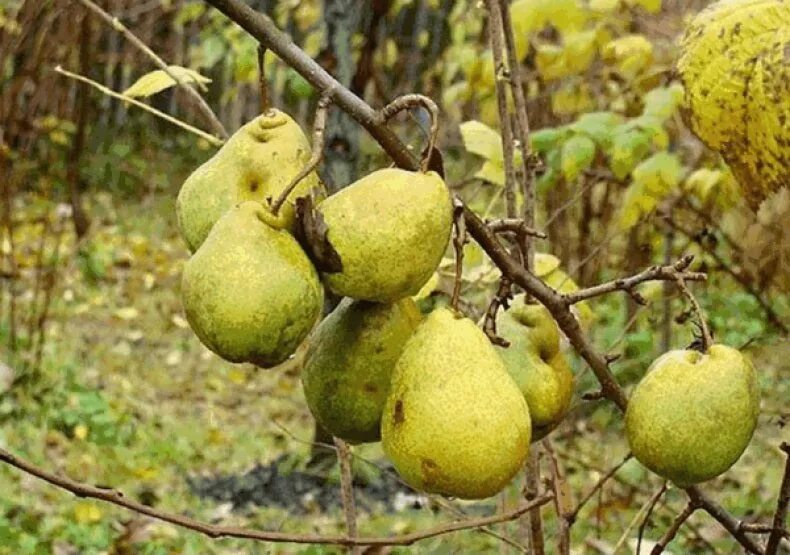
[187,455,424,514]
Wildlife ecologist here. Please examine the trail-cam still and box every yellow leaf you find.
[475,160,506,187]
[625,0,661,13]
[590,0,620,12]
[535,253,561,276]
[123,66,211,98]
[552,83,595,115]
[602,34,653,78]
[459,120,504,162]
[114,307,139,320]
[74,501,102,524]
[171,314,189,329]
[73,424,88,440]
[412,272,439,301]
[228,367,247,385]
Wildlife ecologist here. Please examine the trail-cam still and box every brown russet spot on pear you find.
[382,307,531,500]
[177,109,324,252]
[625,344,760,486]
[181,201,323,367]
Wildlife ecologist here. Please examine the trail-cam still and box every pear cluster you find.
[177,112,758,501]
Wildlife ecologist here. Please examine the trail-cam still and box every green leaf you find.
[642,83,684,120]
[536,148,561,194]
[570,111,624,148]
[530,127,566,154]
[561,134,596,181]
[460,120,504,162]
[608,127,651,179]
[475,159,506,187]
[625,0,661,13]
[123,66,211,98]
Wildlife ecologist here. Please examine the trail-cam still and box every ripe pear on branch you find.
[496,296,574,440]
[382,307,531,499]
[177,109,323,251]
[625,344,760,486]
[311,168,453,303]
[181,201,323,367]
[301,297,421,444]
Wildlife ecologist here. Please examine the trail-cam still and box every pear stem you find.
[378,94,439,173]
[269,94,332,215]
[257,45,271,115]
[675,277,713,352]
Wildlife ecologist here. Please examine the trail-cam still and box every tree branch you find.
[0,446,552,547]
[75,0,228,139]
[766,442,790,555]
[651,500,698,555]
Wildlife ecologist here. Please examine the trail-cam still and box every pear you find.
[535,252,594,330]
[181,201,323,366]
[302,298,421,444]
[625,344,760,486]
[496,297,574,440]
[177,109,322,252]
[382,308,531,499]
[316,168,452,303]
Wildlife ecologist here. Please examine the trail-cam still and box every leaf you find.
[535,30,598,81]
[460,120,504,162]
[113,307,139,321]
[123,66,211,98]
[617,152,683,229]
[608,127,652,179]
[570,111,623,148]
[642,83,684,120]
[551,82,595,115]
[534,253,561,276]
[530,127,566,154]
[475,159,506,187]
[625,0,661,13]
[561,134,596,181]
[602,34,653,78]
[536,148,562,193]
[74,502,103,524]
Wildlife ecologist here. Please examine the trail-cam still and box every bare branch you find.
[563,255,706,305]
[651,500,698,555]
[766,442,790,555]
[0,446,552,547]
[686,486,764,554]
[74,0,228,139]
[334,438,359,553]
[482,278,512,347]
[54,66,223,146]
[544,440,571,555]
[257,44,270,114]
[486,218,546,239]
[378,94,439,172]
[567,454,633,523]
[638,482,668,555]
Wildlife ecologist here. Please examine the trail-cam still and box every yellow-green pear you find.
[382,308,531,499]
[302,298,421,444]
[496,297,574,440]
[181,201,323,366]
[316,168,452,303]
[625,345,760,486]
[177,109,322,251]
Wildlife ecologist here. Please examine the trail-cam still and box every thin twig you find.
[378,94,439,172]
[334,438,359,553]
[524,449,545,555]
[675,277,713,351]
[270,94,331,214]
[482,278,512,347]
[483,0,517,222]
[651,500,698,555]
[563,255,705,305]
[498,0,537,268]
[766,442,790,555]
[54,66,223,146]
[74,0,228,139]
[486,218,546,238]
[0,445,552,547]
[685,486,763,554]
[567,454,633,524]
[544,440,571,555]
[638,482,668,555]
[451,197,466,312]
